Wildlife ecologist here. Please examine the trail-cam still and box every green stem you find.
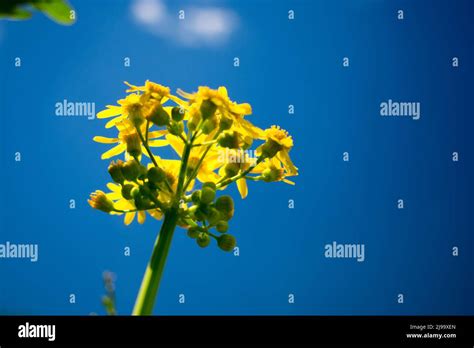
[132,207,179,315]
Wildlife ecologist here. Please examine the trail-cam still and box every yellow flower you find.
[88,190,115,213]
[97,93,148,129]
[178,86,264,139]
[106,183,163,225]
[259,125,298,175]
[125,80,185,107]
[165,134,223,185]
[93,120,168,160]
[217,149,255,199]
[251,157,296,185]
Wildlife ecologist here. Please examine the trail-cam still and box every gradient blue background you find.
[0,0,472,315]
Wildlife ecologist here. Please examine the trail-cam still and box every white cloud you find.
[131,0,238,47]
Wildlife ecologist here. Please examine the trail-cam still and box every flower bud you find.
[171,106,185,122]
[108,160,125,184]
[200,186,216,204]
[200,99,217,120]
[194,207,207,221]
[224,163,240,178]
[219,115,233,131]
[217,234,236,252]
[134,195,152,210]
[201,115,218,134]
[202,182,217,191]
[217,131,240,149]
[123,132,142,158]
[148,167,166,184]
[122,160,140,181]
[138,165,148,180]
[187,226,200,239]
[167,120,184,136]
[262,167,283,182]
[197,233,211,248]
[88,190,115,213]
[260,139,282,159]
[128,104,144,127]
[191,190,201,204]
[121,184,135,200]
[146,103,170,126]
[216,221,228,233]
[215,195,234,221]
[207,208,221,226]
[130,186,140,199]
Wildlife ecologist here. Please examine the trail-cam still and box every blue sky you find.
[0,0,473,315]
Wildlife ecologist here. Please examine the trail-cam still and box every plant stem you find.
[132,206,179,315]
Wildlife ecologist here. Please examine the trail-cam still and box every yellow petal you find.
[138,211,146,224]
[124,212,135,225]
[97,106,121,119]
[105,115,125,129]
[237,178,248,199]
[101,144,126,160]
[106,182,121,192]
[93,136,119,144]
[148,139,169,147]
[165,134,184,156]
[148,130,167,139]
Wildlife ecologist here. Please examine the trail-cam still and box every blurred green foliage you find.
[0,0,75,25]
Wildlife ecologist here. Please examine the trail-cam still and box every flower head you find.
[88,190,115,213]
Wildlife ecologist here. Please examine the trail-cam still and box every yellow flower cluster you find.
[89,81,298,251]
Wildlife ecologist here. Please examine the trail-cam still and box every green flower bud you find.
[121,184,135,200]
[191,190,201,204]
[134,195,151,210]
[202,182,217,191]
[148,167,166,184]
[200,99,217,120]
[260,139,282,159]
[139,184,152,197]
[224,163,240,178]
[121,160,140,181]
[108,160,125,184]
[215,195,234,221]
[123,133,142,158]
[201,115,218,134]
[130,186,140,199]
[200,186,216,204]
[262,167,283,182]
[207,208,221,226]
[216,221,228,233]
[219,115,233,131]
[128,104,144,127]
[138,165,148,180]
[194,207,206,221]
[217,131,240,149]
[168,120,184,136]
[217,234,236,252]
[171,106,185,122]
[187,226,200,239]
[197,233,211,248]
[146,103,170,127]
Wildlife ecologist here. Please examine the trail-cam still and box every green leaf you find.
[0,6,33,21]
[32,0,75,25]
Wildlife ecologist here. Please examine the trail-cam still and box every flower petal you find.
[237,178,248,199]
[93,136,119,144]
[101,144,126,160]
